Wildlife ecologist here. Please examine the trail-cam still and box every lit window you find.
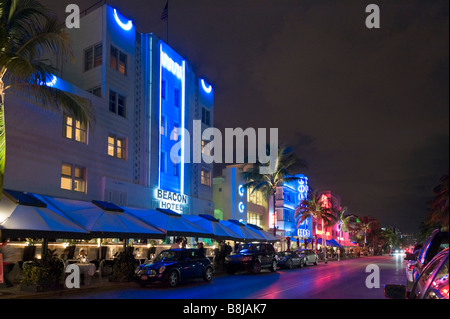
[247,212,262,227]
[201,168,211,187]
[108,135,126,159]
[61,163,86,193]
[63,115,87,143]
[110,45,127,75]
[172,123,179,140]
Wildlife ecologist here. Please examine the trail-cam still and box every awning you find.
[328,239,342,248]
[247,223,279,242]
[38,195,165,239]
[0,190,89,239]
[219,220,265,242]
[183,214,241,240]
[122,207,212,238]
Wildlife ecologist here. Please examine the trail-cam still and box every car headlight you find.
[159,266,166,274]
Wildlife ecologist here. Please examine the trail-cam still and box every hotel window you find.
[84,43,102,71]
[174,88,180,107]
[160,116,166,136]
[108,135,126,159]
[201,168,211,187]
[87,86,102,98]
[172,123,179,141]
[247,212,262,227]
[109,90,126,118]
[201,108,210,126]
[110,45,127,75]
[63,115,87,143]
[61,163,86,193]
[173,162,179,177]
[161,80,166,100]
[160,152,166,173]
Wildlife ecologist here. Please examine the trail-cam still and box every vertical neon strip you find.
[158,44,162,189]
[231,167,236,219]
[180,60,186,195]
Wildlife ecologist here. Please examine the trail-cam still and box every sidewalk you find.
[0,276,136,299]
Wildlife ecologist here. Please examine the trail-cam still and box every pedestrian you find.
[170,237,182,249]
[0,240,15,287]
[197,242,205,257]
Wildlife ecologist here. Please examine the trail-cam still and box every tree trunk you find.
[272,193,276,236]
[0,93,6,195]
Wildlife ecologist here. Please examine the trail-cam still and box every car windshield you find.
[278,252,293,257]
[239,244,261,253]
[300,250,309,254]
[153,251,182,263]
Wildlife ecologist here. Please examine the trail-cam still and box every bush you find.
[111,251,139,282]
[20,249,64,285]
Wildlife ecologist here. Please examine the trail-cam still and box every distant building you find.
[213,164,268,229]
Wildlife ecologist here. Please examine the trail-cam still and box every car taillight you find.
[409,265,415,271]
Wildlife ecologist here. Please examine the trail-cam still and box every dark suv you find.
[224,243,278,274]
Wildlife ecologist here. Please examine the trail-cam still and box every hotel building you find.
[3,4,214,216]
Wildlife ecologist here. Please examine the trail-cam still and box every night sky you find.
[43,0,449,234]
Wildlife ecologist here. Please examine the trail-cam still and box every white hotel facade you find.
[3,4,215,216]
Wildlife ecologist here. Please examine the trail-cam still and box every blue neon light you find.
[238,202,245,213]
[38,74,57,87]
[200,79,212,93]
[238,185,245,197]
[113,9,133,31]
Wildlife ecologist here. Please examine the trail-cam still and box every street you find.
[51,255,406,299]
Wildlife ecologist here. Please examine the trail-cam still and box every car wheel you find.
[270,260,277,272]
[251,262,261,274]
[314,258,318,265]
[168,270,179,287]
[203,267,213,282]
[299,259,304,268]
[287,260,293,269]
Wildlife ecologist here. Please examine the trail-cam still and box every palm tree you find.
[295,191,338,258]
[0,0,92,194]
[359,215,374,249]
[242,145,302,236]
[334,206,350,247]
[428,174,449,230]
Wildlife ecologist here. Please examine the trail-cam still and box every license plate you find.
[141,275,148,280]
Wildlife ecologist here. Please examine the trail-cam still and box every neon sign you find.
[297,229,311,237]
[238,202,245,213]
[238,185,245,197]
[155,188,188,213]
[200,79,212,93]
[161,51,183,80]
[113,9,133,31]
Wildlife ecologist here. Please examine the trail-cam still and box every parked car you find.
[134,248,213,287]
[405,229,449,290]
[224,243,277,274]
[385,248,448,299]
[405,244,422,289]
[277,251,305,269]
[299,249,319,265]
